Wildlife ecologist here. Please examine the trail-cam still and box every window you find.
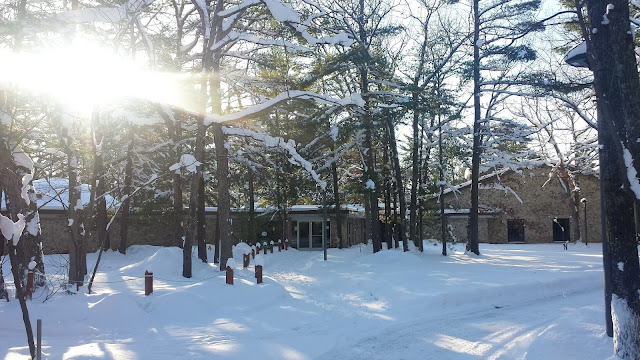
[507,219,525,242]
[553,218,571,242]
[294,220,330,249]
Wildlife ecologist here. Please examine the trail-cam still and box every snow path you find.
[1,242,618,359]
[317,287,611,359]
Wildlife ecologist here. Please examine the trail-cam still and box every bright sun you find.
[1,38,190,115]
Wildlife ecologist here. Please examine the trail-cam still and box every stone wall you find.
[38,209,367,254]
[426,166,602,244]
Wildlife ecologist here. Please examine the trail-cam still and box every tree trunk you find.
[184,115,206,277]
[585,0,640,355]
[331,147,343,249]
[118,128,134,255]
[467,0,481,255]
[8,242,36,359]
[92,110,108,252]
[358,0,380,253]
[386,116,408,251]
[169,115,184,248]
[66,139,87,288]
[439,107,447,256]
[382,134,392,249]
[214,124,232,270]
[248,169,256,245]
[197,173,207,262]
[409,91,421,249]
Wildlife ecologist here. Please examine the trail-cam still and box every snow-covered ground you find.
[0,242,619,359]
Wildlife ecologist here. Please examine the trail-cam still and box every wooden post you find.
[270,241,274,253]
[285,239,289,250]
[255,265,263,284]
[145,271,153,296]
[243,253,250,268]
[26,270,34,300]
[226,266,234,285]
[278,240,282,252]
[37,319,42,360]
[263,242,267,254]
[251,248,255,259]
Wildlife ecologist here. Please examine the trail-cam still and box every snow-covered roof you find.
[203,204,365,214]
[2,178,118,211]
[440,208,501,216]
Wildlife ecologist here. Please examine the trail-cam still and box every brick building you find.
[428,165,601,244]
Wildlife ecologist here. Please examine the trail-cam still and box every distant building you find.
[427,165,601,244]
[21,192,366,254]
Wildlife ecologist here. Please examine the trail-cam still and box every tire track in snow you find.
[315,285,610,360]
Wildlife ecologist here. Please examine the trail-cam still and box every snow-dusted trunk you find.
[331,158,343,248]
[16,177,44,288]
[170,116,184,248]
[409,28,428,249]
[66,141,87,288]
[382,132,392,249]
[92,110,109,252]
[7,241,35,358]
[386,116,407,251]
[409,92,420,248]
[118,129,134,254]
[438,109,447,256]
[248,170,256,246]
[358,0,380,252]
[0,140,35,357]
[584,0,640,356]
[184,115,206,276]
[467,0,481,255]
[214,123,232,270]
[197,173,207,262]
[598,109,640,357]
[1,96,44,289]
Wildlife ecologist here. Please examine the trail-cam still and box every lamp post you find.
[322,187,327,261]
[581,198,587,245]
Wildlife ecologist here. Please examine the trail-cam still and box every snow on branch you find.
[479,183,523,203]
[203,90,364,126]
[316,141,356,172]
[57,0,153,23]
[223,127,327,189]
[211,32,310,53]
[169,154,201,174]
[192,0,211,40]
[0,213,26,246]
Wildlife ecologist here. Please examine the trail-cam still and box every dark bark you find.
[248,170,256,245]
[357,0,380,253]
[467,0,481,255]
[382,134,392,249]
[214,212,220,264]
[197,173,207,262]
[214,124,232,270]
[331,148,343,249]
[386,116,408,251]
[118,129,134,255]
[410,25,430,248]
[65,136,87,288]
[392,178,400,249]
[8,242,35,359]
[92,111,108,252]
[184,115,206,277]
[438,108,447,256]
[409,93,420,247]
[584,0,640,355]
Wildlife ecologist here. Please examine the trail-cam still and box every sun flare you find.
[1,38,191,115]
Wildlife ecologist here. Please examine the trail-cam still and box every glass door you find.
[312,221,323,248]
[299,221,310,248]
